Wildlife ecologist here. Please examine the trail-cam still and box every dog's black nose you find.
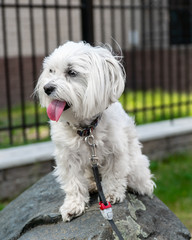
[44,84,55,95]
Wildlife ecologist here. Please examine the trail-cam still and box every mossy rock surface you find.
[0,173,191,240]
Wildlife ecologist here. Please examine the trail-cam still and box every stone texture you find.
[0,173,191,240]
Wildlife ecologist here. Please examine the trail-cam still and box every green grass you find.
[119,89,192,124]
[151,151,192,233]
[0,202,9,211]
[0,102,49,127]
[0,102,50,148]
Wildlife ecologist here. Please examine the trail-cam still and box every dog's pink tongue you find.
[47,100,66,122]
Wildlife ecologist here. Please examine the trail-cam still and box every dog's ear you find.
[105,56,125,102]
[82,46,126,118]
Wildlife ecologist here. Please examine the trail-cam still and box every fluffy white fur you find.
[35,41,155,222]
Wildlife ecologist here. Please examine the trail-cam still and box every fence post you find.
[81,0,94,45]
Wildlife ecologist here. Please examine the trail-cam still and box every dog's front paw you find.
[105,192,126,204]
[59,199,87,222]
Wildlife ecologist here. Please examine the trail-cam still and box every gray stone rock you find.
[0,173,191,240]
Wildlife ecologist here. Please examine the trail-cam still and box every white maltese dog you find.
[35,41,155,222]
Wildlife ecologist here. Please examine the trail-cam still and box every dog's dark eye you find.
[67,69,78,77]
[49,69,53,73]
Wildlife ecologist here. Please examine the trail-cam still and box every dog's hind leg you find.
[127,154,155,196]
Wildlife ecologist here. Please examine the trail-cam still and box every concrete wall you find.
[0,160,54,200]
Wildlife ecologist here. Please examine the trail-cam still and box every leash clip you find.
[85,133,98,166]
[99,201,113,220]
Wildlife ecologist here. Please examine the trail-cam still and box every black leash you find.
[92,164,107,205]
[92,164,124,240]
[85,134,124,240]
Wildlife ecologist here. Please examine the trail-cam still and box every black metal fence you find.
[1,0,192,147]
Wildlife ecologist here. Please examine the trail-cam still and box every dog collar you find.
[67,115,102,137]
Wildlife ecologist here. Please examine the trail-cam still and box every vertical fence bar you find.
[168,2,174,121]
[176,15,182,118]
[188,1,192,115]
[163,2,169,120]
[81,0,94,44]
[29,0,40,140]
[184,43,188,115]
[43,0,49,55]
[1,0,13,145]
[120,0,127,110]
[187,2,192,116]
[149,0,156,122]
[185,39,191,116]
[15,0,27,143]
[55,0,61,45]
[130,0,137,122]
[120,0,126,56]
[140,0,146,123]
[159,1,165,120]
[67,0,72,40]
[182,1,190,116]
[100,0,105,43]
[181,1,188,118]
[110,0,115,48]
